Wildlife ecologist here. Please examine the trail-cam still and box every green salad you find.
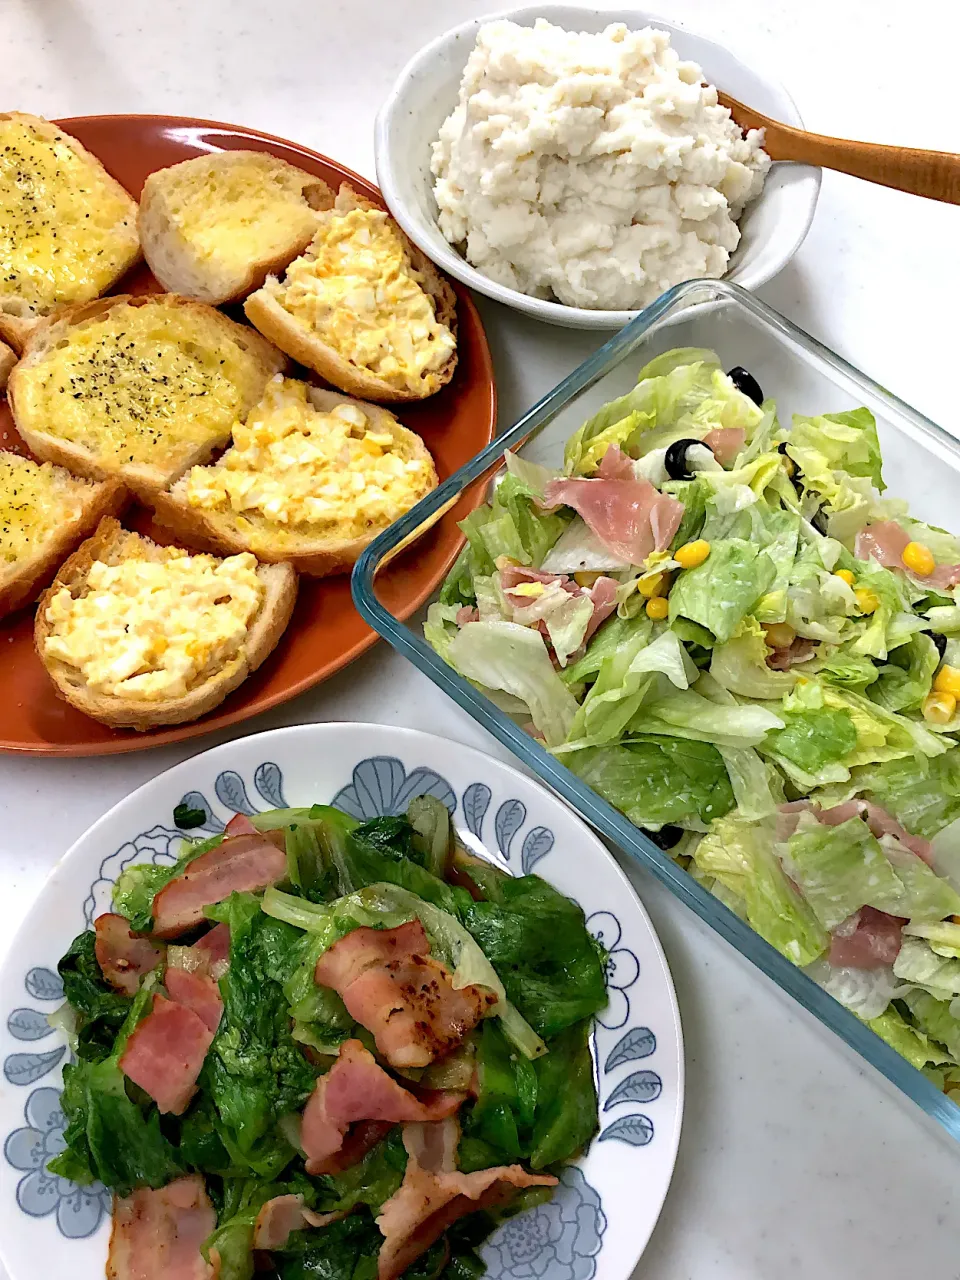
[427,347,960,1092]
[49,799,607,1280]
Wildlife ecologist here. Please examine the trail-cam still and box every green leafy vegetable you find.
[464,876,608,1038]
[174,803,207,830]
[669,539,777,644]
[56,930,132,1062]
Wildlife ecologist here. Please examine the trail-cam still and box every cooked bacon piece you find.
[315,920,428,989]
[776,798,934,866]
[856,520,960,589]
[252,1195,346,1250]
[541,449,684,566]
[165,968,223,1034]
[766,636,816,671]
[118,995,215,1115]
[455,606,479,627]
[402,1118,461,1175]
[315,923,494,1068]
[375,1150,557,1280]
[94,913,165,995]
[187,924,231,980]
[224,813,258,836]
[702,427,746,467]
[828,906,904,969]
[301,1039,464,1175]
[313,1120,395,1176]
[152,833,287,938]
[108,1175,215,1280]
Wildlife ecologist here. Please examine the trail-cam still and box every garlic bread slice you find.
[139,151,335,305]
[9,294,287,500]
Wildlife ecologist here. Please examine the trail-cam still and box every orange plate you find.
[0,115,496,756]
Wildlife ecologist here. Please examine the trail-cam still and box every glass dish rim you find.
[353,278,960,1140]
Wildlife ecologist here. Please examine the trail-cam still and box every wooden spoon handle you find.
[718,92,960,205]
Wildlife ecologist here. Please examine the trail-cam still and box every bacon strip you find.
[315,923,494,1069]
[301,1039,464,1176]
[252,1195,346,1250]
[118,995,215,1115]
[108,1176,215,1280]
[375,1152,557,1280]
[152,833,287,938]
[541,448,684,566]
[164,968,223,1034]
[94,913,165,995]
[402,1118,461,1175]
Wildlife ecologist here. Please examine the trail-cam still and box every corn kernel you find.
[951,915,960,926]
[573,570,603,588]
[903,541,935,577]
[934,665,960,698]
[675,539,711,569]
[645,596,669,620]
[638,573,666,599]
[763,622,796,649]
[833,569,855,586]
[855,587,880,615]
[922,691,957,724]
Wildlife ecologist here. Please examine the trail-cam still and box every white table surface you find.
[3,1,960,1276]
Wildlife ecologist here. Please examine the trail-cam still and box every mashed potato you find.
[431,19,770,310]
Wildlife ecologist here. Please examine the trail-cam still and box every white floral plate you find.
[0,724,683,1280]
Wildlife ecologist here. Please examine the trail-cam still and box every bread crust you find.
[145,386,439,577]
[8,294,287,500]
[244,185,457,404]
[0,339,15,390]
[139,152,336,304]
[0,472,128,618]
[34,517,298,730]
[0,112,141,351]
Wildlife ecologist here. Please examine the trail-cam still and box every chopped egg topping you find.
[0,116,135,309]
[267,207,456,394]
[42,549,263,701]
[0,452,93,564]
[12,301,267,466]
[183,377,434,545]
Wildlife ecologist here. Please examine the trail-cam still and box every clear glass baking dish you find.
[352,279,960,1141]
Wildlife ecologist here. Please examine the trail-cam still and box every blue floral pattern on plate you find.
[3,753,666,1268]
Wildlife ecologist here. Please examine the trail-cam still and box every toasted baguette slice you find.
[0,339,15,390]
[0,113,140,351]
[147,378,439,577]
[244,185,457,403]
[0,453,127,618]
[35,517,297,730]
[139,151,335,305]
[9,294,286,501]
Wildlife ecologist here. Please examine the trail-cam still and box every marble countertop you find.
[3,1,960,1276]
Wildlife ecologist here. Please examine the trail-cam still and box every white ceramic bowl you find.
[375,5,821,330]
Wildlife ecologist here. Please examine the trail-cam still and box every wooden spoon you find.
[717,90,960,205]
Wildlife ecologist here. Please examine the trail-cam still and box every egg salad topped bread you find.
[36,517,297,729]
[0,452,127,618]
[139,151,335,305]
[0,113,140,350]
[244,185,457,403]
[149,376,439,576]
[8,294,286,499]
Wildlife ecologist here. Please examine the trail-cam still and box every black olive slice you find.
[727,366,764,406]
[643,825,683,850]
[927,630,948,660]
[664,438,712,481]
